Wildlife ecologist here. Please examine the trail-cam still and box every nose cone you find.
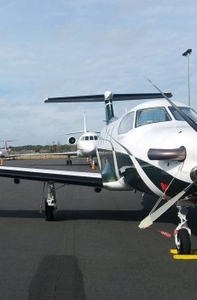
[77,140,97,156]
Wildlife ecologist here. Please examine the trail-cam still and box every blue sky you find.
[0,0,197,145]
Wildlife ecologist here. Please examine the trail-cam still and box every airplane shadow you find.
[0,193,197,236]
[0,208,176,223]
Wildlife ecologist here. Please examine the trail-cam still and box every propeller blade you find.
[139,179,197,229]
[147,78,197,133]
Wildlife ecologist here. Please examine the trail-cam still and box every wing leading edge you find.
[0,166,102,187]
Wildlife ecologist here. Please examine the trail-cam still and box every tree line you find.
[10,141,77,153]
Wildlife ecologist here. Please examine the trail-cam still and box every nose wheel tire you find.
[176,228,191,254]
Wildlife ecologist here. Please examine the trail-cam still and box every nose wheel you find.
[176,228,191,254]
[174,206,191,254]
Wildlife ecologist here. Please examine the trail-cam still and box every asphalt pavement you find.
[0,158,197,300]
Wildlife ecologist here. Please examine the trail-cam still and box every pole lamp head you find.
[182,49,192,57]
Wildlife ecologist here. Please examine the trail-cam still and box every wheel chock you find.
[170,249,197,260]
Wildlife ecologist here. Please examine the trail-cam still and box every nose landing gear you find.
[175,206,191,254]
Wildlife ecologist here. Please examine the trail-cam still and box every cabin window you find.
[118,112,134,134]
[135,107,171,127]
[169,106,197,122]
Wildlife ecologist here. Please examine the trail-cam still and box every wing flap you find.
[0,166,102,187]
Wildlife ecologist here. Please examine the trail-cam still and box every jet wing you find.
[0,166,102,187]
[8,151,78,158]
[48,151,77,156]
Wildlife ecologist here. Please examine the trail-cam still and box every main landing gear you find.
[66,159,72,165]
[40,182,57,221]
[66,155,72,165]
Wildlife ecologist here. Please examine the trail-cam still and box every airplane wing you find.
[8,151,78,158]
[46,151,77,156]
[0,166,102,187]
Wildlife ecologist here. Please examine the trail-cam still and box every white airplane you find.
[0,115,99,165]
[0,140,18,158]
[1,87,197,254]
[60,112,99,165]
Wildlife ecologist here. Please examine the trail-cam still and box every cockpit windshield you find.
[135,107,171,127]
[80,135,98,141]
[169,106,197,122]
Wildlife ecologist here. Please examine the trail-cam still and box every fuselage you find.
[97,99,197,198]
[77,132,99,157]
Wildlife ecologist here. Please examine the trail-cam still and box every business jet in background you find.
[62,112,100,166]
[0,114,99,166]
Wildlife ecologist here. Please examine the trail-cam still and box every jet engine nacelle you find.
[67,136,76,145]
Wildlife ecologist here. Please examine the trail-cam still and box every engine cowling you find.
[67,136,76,145]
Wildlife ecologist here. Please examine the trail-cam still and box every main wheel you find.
[177,228,191,254]
[45,202,54,221]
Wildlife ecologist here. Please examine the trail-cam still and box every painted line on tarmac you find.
[170,249,197,260]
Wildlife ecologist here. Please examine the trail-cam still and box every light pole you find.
[182,49,192,106]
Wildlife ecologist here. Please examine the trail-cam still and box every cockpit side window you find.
[118,112,134,135]
[135,107,171,127]
[85,136,89,140]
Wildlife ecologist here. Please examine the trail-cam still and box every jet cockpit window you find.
[169,106,197,122]
[90,136,93,140]
[118,112,134,134]
[135,107,171,127]
[94,136,98,140]
[85,136,89,140]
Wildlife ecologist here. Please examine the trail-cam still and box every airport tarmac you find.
[0,158,197,300]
